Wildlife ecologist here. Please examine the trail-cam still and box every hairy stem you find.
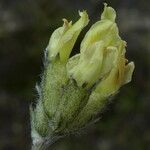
[31,135,63,150]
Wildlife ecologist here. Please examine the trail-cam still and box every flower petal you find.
[122,62,135,85]
[101,3,116,22]
[69,41,104,87]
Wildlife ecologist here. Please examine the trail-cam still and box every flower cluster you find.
[31,3,134,146]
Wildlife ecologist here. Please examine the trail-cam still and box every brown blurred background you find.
[0,0,150,150]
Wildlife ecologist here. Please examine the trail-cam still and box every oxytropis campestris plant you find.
[30,3,135,149]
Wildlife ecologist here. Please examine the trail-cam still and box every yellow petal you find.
[47,19,71,60]
[95,67,120,97]
[100,46,118,78]
[59,11,89,62]
[122,62,135,85]
[66,54,80,76]
[80,6,120,53]
[101,3,116,22]
[95,56,126,96]
[69,41,104,87]
[80,20,114,53]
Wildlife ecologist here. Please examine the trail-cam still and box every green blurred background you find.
[0,0,150,149]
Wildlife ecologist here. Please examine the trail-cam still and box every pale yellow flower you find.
[47,11,89,62]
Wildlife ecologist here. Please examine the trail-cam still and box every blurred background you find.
[0,0,150,149]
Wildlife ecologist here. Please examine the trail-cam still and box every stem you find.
[31,135,63,150]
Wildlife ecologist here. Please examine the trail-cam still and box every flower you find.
[47,11,89,62]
